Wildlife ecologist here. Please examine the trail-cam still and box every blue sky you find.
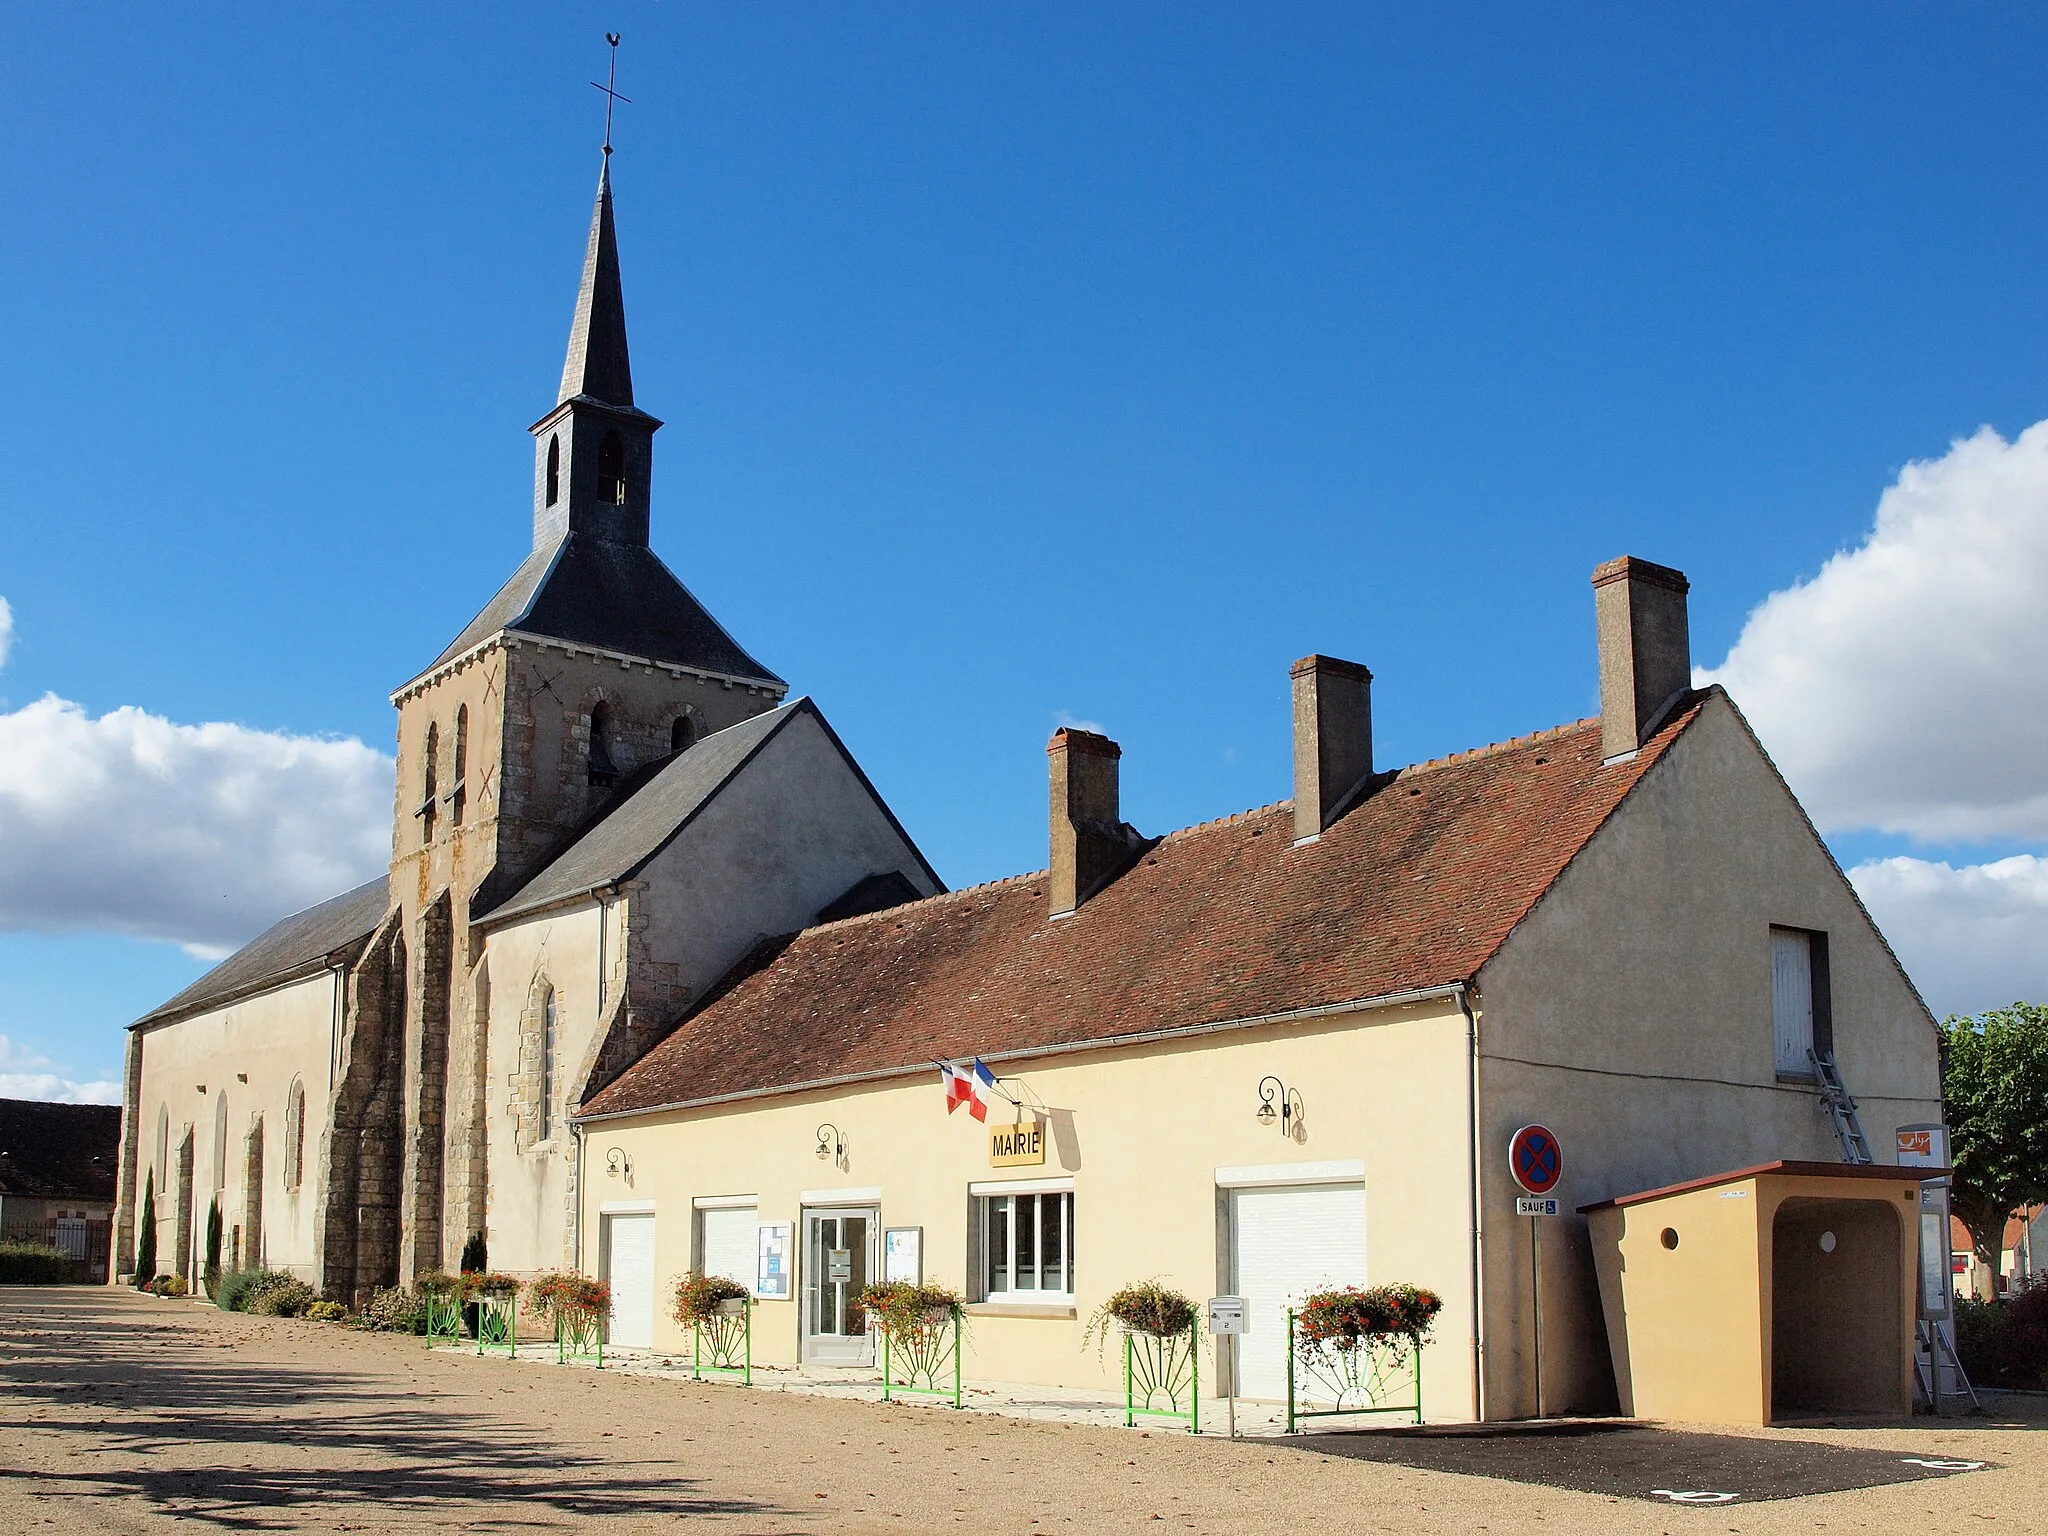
[5,4,2048,1097]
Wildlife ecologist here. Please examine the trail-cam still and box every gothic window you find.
[451,705,469,827]
[587,702,618,788]
[213,1093,229,1193]
[597,429,627,506]
[545,433,560,507]
[419,723,439,843]
[155,1104,169,1187]
[538,987,557,1143]
[284,1079,306,1191]
[671,713,696,753]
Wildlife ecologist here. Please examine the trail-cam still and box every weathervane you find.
[590,32,630,157]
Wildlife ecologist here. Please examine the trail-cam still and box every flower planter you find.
[475,1290,518,1358]
[1286,1313,1425,1431]
[693,1297,751,1384]
[1123,1325,1199,1433]
[878,1302,962,1407]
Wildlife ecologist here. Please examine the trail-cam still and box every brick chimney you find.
[1047,729,1143,918]
[1291,655,1374,842]
[1592,556,1692,760]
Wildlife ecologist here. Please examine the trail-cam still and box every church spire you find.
[557,160,634,409]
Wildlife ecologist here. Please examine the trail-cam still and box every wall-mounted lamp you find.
[1256,1076,1305,1138]
[815,1123,846,1163]
[604,1147,633,1183]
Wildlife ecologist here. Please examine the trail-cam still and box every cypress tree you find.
[203,1199,223,1296]
[135,1168,158,1287]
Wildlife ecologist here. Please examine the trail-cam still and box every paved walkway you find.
[4,1287,2043,1535]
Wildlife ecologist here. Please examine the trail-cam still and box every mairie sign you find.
[989,1118,1046,1168]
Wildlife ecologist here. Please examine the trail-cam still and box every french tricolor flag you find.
[941,1059,996,1121]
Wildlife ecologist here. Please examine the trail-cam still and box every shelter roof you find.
[0,1099,121,1199]
[1578,1159,1936,1212]
[582,695,1712,1120]
[135,876,389,1030]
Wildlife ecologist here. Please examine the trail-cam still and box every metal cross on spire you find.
[590,32,630,157]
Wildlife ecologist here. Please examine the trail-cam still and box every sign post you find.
[1508,1124,1564,1420]
[1207,1295,1247,1438]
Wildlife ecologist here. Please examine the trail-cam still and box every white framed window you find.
[977,1188,1074,1302]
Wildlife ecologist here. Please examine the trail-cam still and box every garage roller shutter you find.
[605,1214,656,1350]
[1230,1183,1367,1401]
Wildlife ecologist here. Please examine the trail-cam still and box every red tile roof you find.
[580,697,1711,1119]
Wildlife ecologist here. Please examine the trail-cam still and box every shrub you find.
[1956,1283,2048,1389]
[1083,1281,1198,1356]
[854,1280,963,1343]
[0,1241,68,1285]
[215,1268,272,1312]
[134,1168,158,1288]
[1295,1284,1443,1364]
[525,1271,611,1324]
[672,1271,750,1327]
[459,1231,487,1275]
[247,1275,317,1318]
[145,1274,189,1297]
[306,1300,349,1323]
[354,1286,426,1334]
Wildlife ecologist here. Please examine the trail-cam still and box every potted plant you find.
[1084,1281,1201,1431]
[1288,1283,1442,1431]
[415,1270,468,1343]
[526,1271,612,1366]
[672,1272,752,1383]
[856,1280,966,1406]
[466,1273,522,1356]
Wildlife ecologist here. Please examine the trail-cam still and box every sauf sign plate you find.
[989,1119,1045,1167]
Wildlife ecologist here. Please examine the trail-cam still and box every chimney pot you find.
[1047,728,1140,917]
[1291,655,1374,841]
[1592,556,1692,759]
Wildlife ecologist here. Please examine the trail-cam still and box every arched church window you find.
[419,723,439,843]
[155,1105,169,1187]
[587,702,618,788]
[538,987,557,1143]
[597,429,627,506]
[544,434,560,507]
[451,705,469,827]
[213,1093,229,1193]
[284,1079,306,1191]
[671,714,696,753]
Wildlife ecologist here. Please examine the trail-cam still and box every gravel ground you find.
[1,1287,2041,1534]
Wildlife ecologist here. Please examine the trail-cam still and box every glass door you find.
[802,1207,877,1365]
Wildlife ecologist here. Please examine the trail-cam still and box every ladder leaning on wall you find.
[1809,1049,1978,1412]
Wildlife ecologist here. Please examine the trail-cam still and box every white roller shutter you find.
[604,1214,656,1350]
[699,1205,757,1292]
[1230,1183,1367,1401]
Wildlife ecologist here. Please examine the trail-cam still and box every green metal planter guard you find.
[1123,1324,1199,1432]
[422,1289,462,1347]
[557,1306,604,1368]
[475,1290,518,1358]
[1284,1310,1423,1432]
[880,1303,962,1407]
[693,1298,751,1384]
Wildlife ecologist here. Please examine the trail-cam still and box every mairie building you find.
[116,158,1941,1423]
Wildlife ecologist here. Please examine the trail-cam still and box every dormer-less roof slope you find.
[427,534,785,683]
[581,696,1710,1119]
[134,876,389,1031]
[0,1099,120,1199]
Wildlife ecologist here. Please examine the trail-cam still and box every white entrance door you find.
[604,1213,656,1350]
[1229,1183,1367,1400]
[802,1207,878,1365]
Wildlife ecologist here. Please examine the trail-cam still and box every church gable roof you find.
[135,875,389,1030]
[426,533,784,683]
[580,697,1710,1119]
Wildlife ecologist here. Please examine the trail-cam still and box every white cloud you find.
[0,693,393,953]
[1698,421,2048,843]
[1849,854,2048,1018]
[0,1034,120,1105]
[0,597,13,669]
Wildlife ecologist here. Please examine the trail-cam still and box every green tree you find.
[203,1198,223,1296]
[1941,1003,2048,1276]
[134,1168,158,1287]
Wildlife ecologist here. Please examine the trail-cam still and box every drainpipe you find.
[1460,985,1488,1424]
[572,1119,587,1274]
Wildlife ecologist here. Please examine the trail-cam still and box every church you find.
[115,154,1944,1423]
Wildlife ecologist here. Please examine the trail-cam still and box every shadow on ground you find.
[0,1290,792,1531]
[1284,1418,1993,1505]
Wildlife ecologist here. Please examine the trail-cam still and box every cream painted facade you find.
[131,967,343,1287]
[578,1000,1479,1418]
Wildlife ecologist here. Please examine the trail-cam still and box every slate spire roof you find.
[558,160,635,410]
